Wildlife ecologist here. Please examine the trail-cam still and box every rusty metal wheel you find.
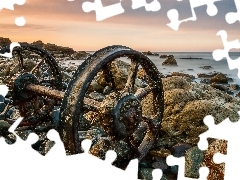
[59,45,164,166]
[0,43,62,126]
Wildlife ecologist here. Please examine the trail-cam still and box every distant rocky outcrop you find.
[0,37,11,48]
[162,55,178,66]
[160,54,168,58]
[142,51,159,56]
[1,38,90,61]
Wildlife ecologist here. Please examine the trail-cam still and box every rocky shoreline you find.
[0,38,239,180]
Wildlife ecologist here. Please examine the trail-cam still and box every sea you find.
[63,52,240,85]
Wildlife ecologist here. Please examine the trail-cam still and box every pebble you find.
[171,143,192,157]
[0,102,6,112]
[0,95,4,102]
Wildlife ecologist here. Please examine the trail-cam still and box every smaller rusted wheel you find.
[0,43,62,126]
[59,45,164,167]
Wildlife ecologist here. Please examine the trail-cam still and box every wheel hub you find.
[113,94,142,138]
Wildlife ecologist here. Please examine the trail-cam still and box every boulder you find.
[162,56,178,66]
[160,76,240,147]
[210,73,228,84]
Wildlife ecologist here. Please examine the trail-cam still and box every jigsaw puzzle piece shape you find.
[226,0,240,24]
[212,30,240,78]
[0,42,20,58]
[167,0,221,30]
[0,0,26,26]
[82,0,125,21]
[198,113,240,179]
[212,138,240,179]
[167,155,209,179]
[131,0,161,11]
[0,0,26,10]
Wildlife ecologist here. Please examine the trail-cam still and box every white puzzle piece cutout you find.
[198,114,240,180]
[212,30,240,78]
[0,0,26,26]
[82,0,124,21]
[131,0,161,12]
[167,0,221,30]
[226,0,240,24]
[167,155,209,180]
[0,42,21,58]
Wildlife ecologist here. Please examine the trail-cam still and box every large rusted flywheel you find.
[58,45,164,167]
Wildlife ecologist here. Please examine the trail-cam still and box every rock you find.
[197,72,218,78]
[200,66,212,70]
[0,37,11,48]
[200,79,211,84]
[0,120,11,131]
[201,139,227,180]
[170,72,195,80]
[211,83,228,92]
[89,138,112,160]
[229,84,240,90]
[152,161,169,173]
[142,51,159,56]
[0,102,6,112]
[160,76,240,148]
[103,86,112,95]
[210,73,228,84]
[171,143,192,157]
[32,40,44,47]
[185,146,204,178]
[162,56,178,66]
[160,55,168,58]
[71,51,90,59]
[88,92,105,101]
[150,148,171,158]
[0,95,4,102]
[138,168,154,180]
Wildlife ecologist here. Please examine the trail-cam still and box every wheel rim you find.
[0,43,62,126]
[59,45,164,165]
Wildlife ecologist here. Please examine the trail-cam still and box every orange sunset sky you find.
[0,0,239,52]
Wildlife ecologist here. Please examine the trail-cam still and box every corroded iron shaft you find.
[25,84,64,100]
[25,83,101,108]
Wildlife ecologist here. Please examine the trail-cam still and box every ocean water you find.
[148,52,240,84]
[64,52,240,85]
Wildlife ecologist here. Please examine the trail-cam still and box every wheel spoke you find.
[125,59,139,93]
[16,49,24,70]
[102,63,116,89]
[30,58,45,73]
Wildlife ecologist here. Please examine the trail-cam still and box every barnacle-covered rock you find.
[160,76,240,147]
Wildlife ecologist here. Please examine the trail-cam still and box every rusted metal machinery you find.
[0,43,164,168]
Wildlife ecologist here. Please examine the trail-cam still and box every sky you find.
[0,0,239,52]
